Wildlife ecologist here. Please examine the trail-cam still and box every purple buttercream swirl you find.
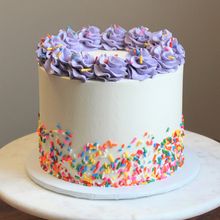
[78,26,102,50]
[165,37,185,65]
[94,54,127,81]
[43,47,72,76]
[151,45,180,73]
[102,25,126,50]
[127,48,158,80]
[151,29,172,45]
[70,53,95,82]
[125,26,152,49]
[57,27,82,52]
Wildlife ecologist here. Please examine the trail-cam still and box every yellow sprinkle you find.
[108,154,115,163]
[57,52,62,59]
[80,68,92,72]
[89,146,96,150]
[124,151,129,158]
[47,47,53,51]
[83,174,93,184]
[89,156,95,164]
[168,55,175,60]
[104,162,108,169]
[144,42,150,47]
[104,167,111,174]
[177,145,182,151]
[136,140,142,146]
[176,130,180,136]
[139,55,143,64]
[98,150,102,156]
[55,44,63,48]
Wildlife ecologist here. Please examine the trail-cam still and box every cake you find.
[36,25,185,187]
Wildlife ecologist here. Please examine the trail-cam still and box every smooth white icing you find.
[39,65,183,153]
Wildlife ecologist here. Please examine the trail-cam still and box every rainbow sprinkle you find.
[37,116,185,187]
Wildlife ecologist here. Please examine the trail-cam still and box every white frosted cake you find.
[36,25,185,187]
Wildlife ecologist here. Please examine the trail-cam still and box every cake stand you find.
[0,131,220,220]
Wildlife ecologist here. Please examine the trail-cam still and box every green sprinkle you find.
[116,162,121,169]
[75,175,80,180]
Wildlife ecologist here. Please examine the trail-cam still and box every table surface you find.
[0,131,219,220]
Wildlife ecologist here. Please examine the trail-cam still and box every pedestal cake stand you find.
[0,131,219,219]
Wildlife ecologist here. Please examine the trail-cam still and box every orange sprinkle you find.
[143,131,148,137]
[146,140,153,146]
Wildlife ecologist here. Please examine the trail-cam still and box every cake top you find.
[36,25,185,82]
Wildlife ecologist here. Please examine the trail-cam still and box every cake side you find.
[38,65,184,187]
[39,65,183,148]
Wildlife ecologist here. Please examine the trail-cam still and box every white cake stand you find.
[0,131,220,220]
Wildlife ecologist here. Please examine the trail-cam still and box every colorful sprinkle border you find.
[37,116,185,187]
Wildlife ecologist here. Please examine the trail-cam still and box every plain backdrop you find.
[0,0,219,148]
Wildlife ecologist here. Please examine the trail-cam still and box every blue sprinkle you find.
[85,155,89,161]
[111,163,115,169]
[65,130,72,135]
[82,166,87,174]
[115,158,120,163]
[92,173,99,178]
[100,166,104,172]
[56,123,62,129]
[90,165,96,171]
[76,164,82,172]
[93,142,98,147]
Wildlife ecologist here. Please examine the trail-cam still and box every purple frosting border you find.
[36,25,185,82]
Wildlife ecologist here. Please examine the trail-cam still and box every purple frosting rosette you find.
[43,47,72,76]
[57,27,83,52]
[125,26,152,49]
[165,37,185,65]
[94,54,127,81]
[78,26,102,50]
[151,45,180,73]
[36,35,61,65]
[70,52,95,82]
[127,48,158,80]
[101,25,126,50]
[151,29,172,45]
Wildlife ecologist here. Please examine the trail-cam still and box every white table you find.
[0,131,219,220]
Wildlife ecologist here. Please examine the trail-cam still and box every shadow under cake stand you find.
[0,131,220,219]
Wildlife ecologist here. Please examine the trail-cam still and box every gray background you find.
[0,0,219,148]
